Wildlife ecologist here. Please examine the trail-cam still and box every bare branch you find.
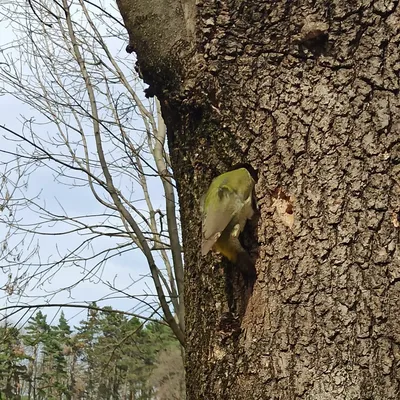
[62,0,183,344]
[0,0,185,346]
[0,303,164,323]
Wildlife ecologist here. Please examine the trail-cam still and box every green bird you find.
[201,167,257,277]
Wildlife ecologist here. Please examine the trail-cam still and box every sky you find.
[0,1,173,330]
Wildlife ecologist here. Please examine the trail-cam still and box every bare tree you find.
[149,345,185,400]
[0,0,183,345]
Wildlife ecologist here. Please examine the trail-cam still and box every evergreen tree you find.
[22,311,50,400]
[4,308,182,399]
[75,304,101,399]
[22,311,72,399]
[45,312,72,399]
[0,324,29,400]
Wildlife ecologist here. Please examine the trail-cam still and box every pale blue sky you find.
[0,1,170,330]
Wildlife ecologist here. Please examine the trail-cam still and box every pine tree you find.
[0,323,29,399]
[75,304,101,399]
[22,311,50,399]
[6,307,183,399]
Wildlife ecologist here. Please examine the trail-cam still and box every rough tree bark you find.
[117,0,400,398]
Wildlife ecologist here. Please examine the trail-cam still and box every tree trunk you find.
[117,0,400,398]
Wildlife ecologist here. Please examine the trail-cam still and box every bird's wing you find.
[201,232,222,256]
[201,188,242,255]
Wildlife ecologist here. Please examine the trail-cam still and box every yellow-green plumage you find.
[201,168,256,273]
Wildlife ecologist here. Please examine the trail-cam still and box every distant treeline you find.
[0,306,184,399]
